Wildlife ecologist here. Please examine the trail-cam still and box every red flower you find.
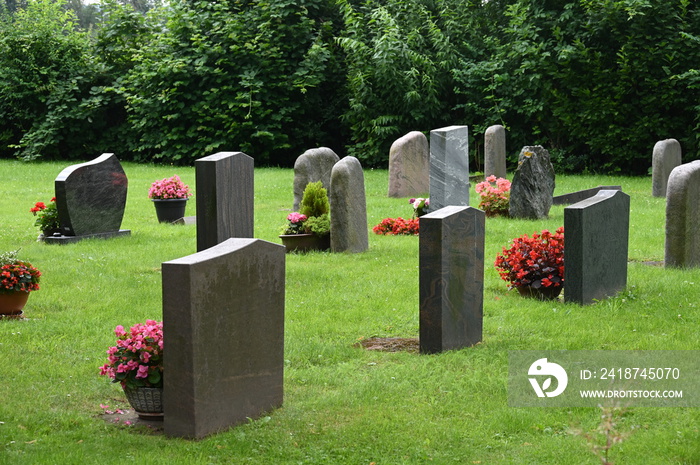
[494,227,564,289]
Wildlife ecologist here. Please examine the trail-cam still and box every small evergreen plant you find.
[299,182,330,218]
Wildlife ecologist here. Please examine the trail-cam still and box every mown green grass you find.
[1,160,698,464]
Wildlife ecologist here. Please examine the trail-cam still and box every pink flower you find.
[286,212,307,224]
[135,364,150,379]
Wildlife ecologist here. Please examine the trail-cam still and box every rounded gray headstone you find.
[484,125,506,179]
[665,160,700,267]
[330,156,368,253]
[388,131,429,198]
[652,139,682,197]
[293,147,339,211]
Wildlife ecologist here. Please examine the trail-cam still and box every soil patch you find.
[354,337,419,353]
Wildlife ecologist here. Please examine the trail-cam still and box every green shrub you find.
[299,181,330,218]
[304,213,330,237]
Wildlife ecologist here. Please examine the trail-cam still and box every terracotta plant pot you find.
[279,233,330,253]
[0,291,30,318]
[516,285,562,301]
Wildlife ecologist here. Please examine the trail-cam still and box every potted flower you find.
[99,320,164,419]
[0,250,41,318]
[148,175,192,223]
[410,197,430,218]
[31,197,61,237]
[494,227,564,300]
[280,182,331,253]
[475,176,511,217]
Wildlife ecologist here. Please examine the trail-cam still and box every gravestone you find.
[195,152,254,252]
[652,139,682,197]
[665,160,700,267]
[484,125,506,179]
[564,190,630,305]
[429,125,470,210]
[419,206,484,354]
[293,147,340,211]
[552,186,621,205]
[509,146,555,219]
[330,156,368,253]
[45,153,130,244]
[388,131,429,198]
[162,238,285,439]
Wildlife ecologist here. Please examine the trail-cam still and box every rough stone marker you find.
[509,146,555,220]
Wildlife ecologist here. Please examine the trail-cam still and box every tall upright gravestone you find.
[330,156,368,253]
[162,238,285,439]
[429,125,470,211]
[195,152,254,252]
[564,190,630,305]
[484,125,506,179]
[46,153,131,244]
[509,146,555,219]
[419,206,485,354]
[665,160,700,267]
[293,147,340,211]
[388,131,429,198]
[652,139,682,197]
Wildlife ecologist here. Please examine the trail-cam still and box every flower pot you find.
[123,386,164,420]
[516,285,562,301]
[152,198,188,223]
[0,291,30,318]
[279,233,330,253]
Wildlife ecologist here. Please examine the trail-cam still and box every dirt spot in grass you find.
[354,337,420,353]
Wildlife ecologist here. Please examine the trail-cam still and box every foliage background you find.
[2,0,700,173]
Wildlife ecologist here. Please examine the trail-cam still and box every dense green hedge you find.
[1,0,699,173]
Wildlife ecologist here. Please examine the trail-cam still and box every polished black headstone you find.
[552,186,621,205]
[46,153,130,243]
[564,190,630,305]
[195,152,254,252]
[162,238,285,439]
[419,206,484,354]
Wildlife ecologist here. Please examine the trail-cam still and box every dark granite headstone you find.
[45,153,130,244]
[564,190,630,305]
[195,152,254,252]
[162,238,285,439]
[419,206,484,354]
[652,139,682,197]
[484,125,506,179]
[552,186,621,205]
[509,146,555,219]
[330,156,368,253]
[665,160,700,267]
[293,147,340,211]
[429,125,470,210]
[388,131,429,198]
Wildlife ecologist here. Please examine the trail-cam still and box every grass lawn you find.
[0,160,698,464]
